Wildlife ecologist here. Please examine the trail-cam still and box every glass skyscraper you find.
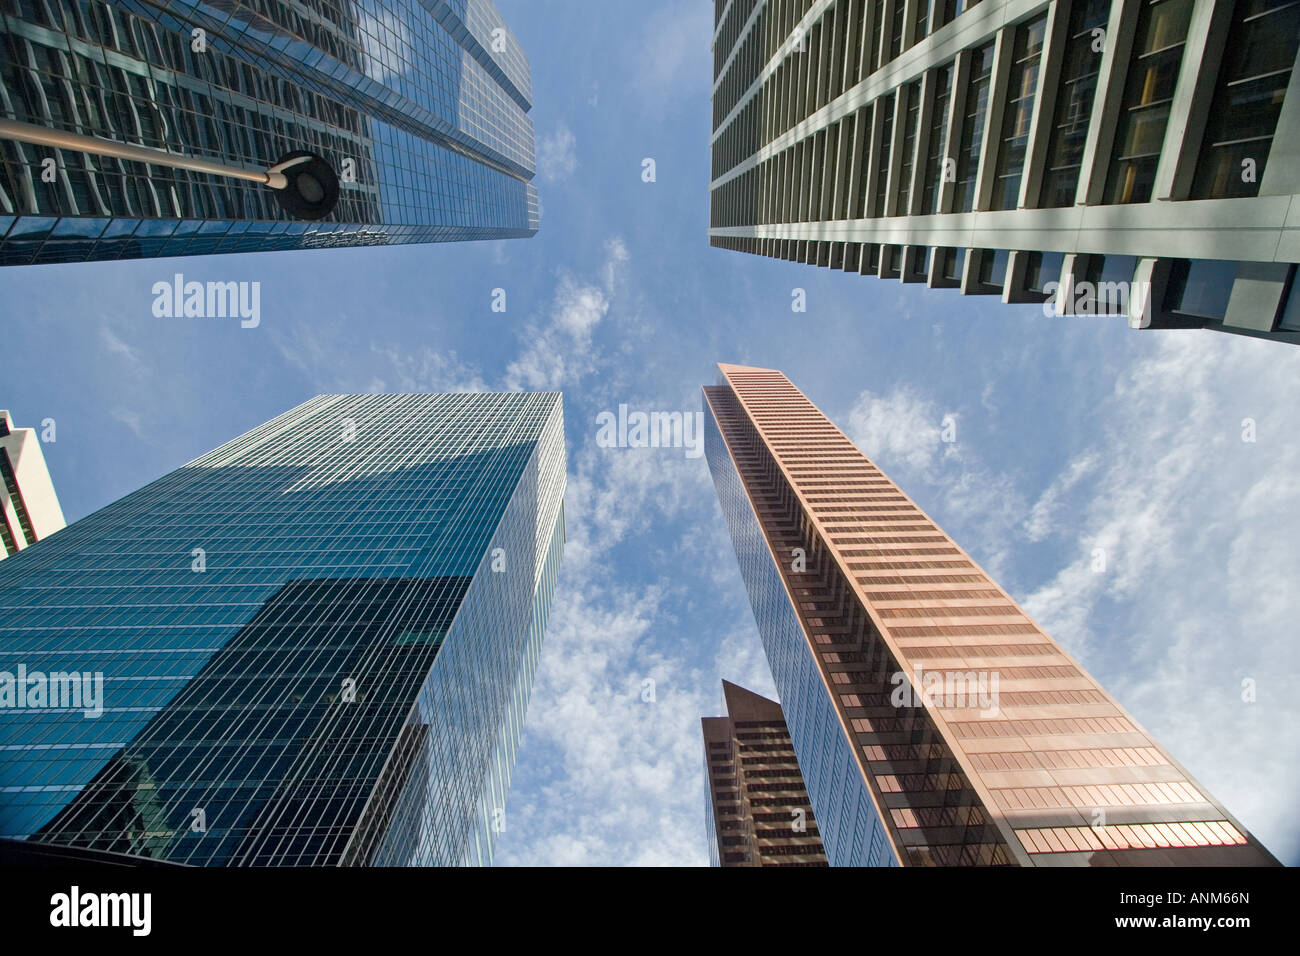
[0,0,538,265]
[0,391,565,866]
[704,363,1276,866]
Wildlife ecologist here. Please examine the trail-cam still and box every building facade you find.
[703,679,828,866]
[0,391,565,866]
[0,410,65,560]
[0,0,538,265]
[710,0,1300,344]
[704,363,1277,865]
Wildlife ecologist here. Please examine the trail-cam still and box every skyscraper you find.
[709,0,1300,344]
[704,362,1276,865]
[702,679,828,866]
[0,0,538,265]
[0,410,65,560]
[0,392,565,866]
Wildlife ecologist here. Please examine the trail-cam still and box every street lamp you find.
[0,118,340,220]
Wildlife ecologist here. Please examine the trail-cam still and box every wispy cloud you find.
[504,238,627,391]
[537,122,578,183]
[110,408,148,441]
[847,385,956,471]
[632,0,712,115]
[1023,451,1099,542]
[100,327,142,366]
[1018,334,1300,863]
[271,322,487,394]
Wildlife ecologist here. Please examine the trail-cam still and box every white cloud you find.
[271,322,487,394]
[632,0,712,114]
[537,123,578,183]
[495,581,714,866]
[504,238,627,391]
[1020,333,1300,864]
[846,386,954,472]
[363,344,488,393]
[1023,451,1099,542]
[836,342,1299,863]
[110,408,148,441]
[100,326,141,366]
[561,443,710,577]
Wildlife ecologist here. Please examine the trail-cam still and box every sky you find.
[1,0,1298,866]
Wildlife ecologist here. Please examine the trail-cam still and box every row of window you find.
[712,0,1300,228]
[714,233,1300,326]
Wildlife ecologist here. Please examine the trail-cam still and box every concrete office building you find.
[0,410,65,559]
[710,0,1300,344]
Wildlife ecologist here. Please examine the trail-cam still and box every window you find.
[896,80,923,213]
[882,245,902,278]
[912,246,932,280]
[864,243,882,273]
[1022,251,1064,293]
[954,41,996,212]
[854,105,875,218]
[874,94,896,216]
[922,64,955,214]
[1040,0,1111,206]
[1164,259,1237,318]
[992,16,1047,210]
[1083,254,1138,314]
[978,248,1009,288]
[869,1,886,74]
[1104,0,1195,204]
[1191,0,1300,199]
[889,0,907,61]
[941,246,967,281]
[914,0,931,46]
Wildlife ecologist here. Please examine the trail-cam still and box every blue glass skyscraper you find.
[0,0,538,264]
[0,391,565,866]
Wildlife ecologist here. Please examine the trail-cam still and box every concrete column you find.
[1154,0,1234,201]
[883,87,908,217]
[1019,0,1069,209]
[864,99,887,217]
[845,106,868,218]
[938,49,972,214]
[1077,0,1140,206]
[974,27,1014,212]
[1222,262,1294,332]
[910,69,938,217]
[1259,48,1300,196]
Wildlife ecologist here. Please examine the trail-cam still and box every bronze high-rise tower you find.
[703,362,1276,866]
[703,680,828,866]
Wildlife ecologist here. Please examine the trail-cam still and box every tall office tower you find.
[702,680,829,866]
[0,0,537,265]
[0,410,65,560]
[709,0,1300,344]
[704,363,1277,866]
[0,392,565,866]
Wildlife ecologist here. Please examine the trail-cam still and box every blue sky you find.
[2,0,1298,866]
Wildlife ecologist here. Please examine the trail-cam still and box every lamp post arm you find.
[0,118,284,188]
